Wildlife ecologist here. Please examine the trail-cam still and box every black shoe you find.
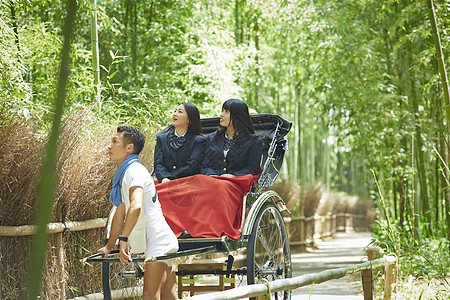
[178,231,192,239]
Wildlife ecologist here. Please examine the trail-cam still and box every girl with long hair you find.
[202,99,262,177]
[154,102,206,183]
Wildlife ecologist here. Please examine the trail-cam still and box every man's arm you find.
[119,186,143,264]
[97,204,126,255]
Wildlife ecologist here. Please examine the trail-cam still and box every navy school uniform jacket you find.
[201,131,263,177]
[154,129,207,182]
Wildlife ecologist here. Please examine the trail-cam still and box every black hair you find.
[163,102,203,135]
[117,126,145,154]
[215,98,256,144]
[183,102,203,135]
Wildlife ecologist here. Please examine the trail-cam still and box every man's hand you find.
[97,245,112,257]
[119,240,132,264]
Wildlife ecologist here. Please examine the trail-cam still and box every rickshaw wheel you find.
[101,253,145,300]
[247,202,292,300]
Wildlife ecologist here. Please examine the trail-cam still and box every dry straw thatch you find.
[270,177,300,213]
[334,194,359,214]
[0,117,43,226]
[53,109,115,222]
[302,181,323,217]
[0,109,157,299]
[271,179,374,249]
[316,191,338,216]
[0,116,42,298]
[270,179,324,217]
[354,198,375,230]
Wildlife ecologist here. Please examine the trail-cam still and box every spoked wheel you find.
[247,202,292,300]
[101,253,145,300]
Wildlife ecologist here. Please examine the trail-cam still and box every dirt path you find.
[291,231,373,300]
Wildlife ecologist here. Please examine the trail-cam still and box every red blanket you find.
[155,174,254,240]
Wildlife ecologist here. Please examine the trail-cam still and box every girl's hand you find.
[221,174,236,178]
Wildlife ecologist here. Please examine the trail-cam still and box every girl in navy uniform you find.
[202,99,262,177]
[154,102,206,183]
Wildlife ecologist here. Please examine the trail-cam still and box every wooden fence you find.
[0,213,367,298]
[287,213,368,252]
[0,218,107,299]
[69,253,395,300]
[185,254,397,300]
[0,218,107,237]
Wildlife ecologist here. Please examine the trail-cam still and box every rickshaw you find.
[86,114,293,299]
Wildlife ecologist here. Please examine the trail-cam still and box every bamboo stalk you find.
[73,256,397,300]
[68,287,143,300]
[68,293,104,300]
[428,0,450,127]
[90,0,101,103]
[0,218,107,236]
[27,1,78,298]
[186,256,397,300]
[428,0,450,241]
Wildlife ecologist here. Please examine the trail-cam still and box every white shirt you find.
[121,163,158,253]
[121,162,178,256]
[224,132,233,157]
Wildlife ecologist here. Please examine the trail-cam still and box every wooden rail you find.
[287,213,366,251]
[0,218,107,299]
[1,213,366,299]
[0,213,362,238]
[0,218,107,236]
[68,253,396,300]
[185,255,397,300]
[69,288,141,300]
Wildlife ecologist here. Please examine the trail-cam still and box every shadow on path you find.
[291,231,373,300]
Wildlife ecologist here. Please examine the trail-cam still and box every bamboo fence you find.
[1,212,367,299]
[0,219,107,299]
[287,212,368,252]
[185,255,397,300]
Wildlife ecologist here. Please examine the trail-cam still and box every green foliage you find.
[1,0,450,296]
[373,207,449,283]
[408,238,450,279]
[0,4,30,122]
[20,23,60,104]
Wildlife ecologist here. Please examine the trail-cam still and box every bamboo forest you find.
[0,0,449,299]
